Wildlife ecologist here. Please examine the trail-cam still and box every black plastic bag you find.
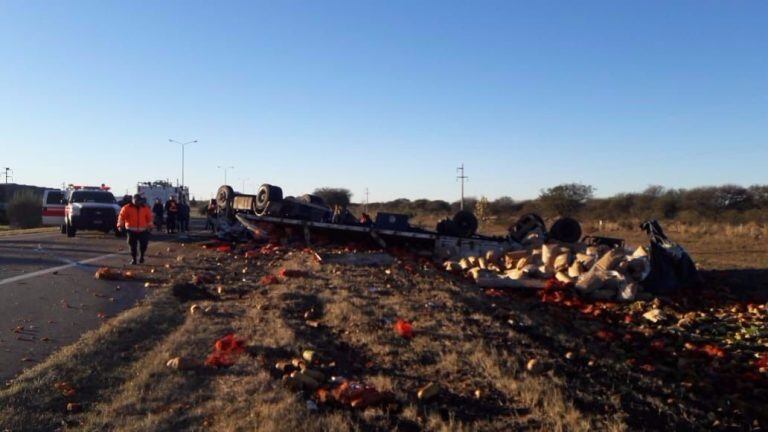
[640,220,700,294]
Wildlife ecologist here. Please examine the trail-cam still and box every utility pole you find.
[169,139,197,194]
[364,187,369,213]
[217,166,234,185]
[456,163,468,210]
[2,167,13,184]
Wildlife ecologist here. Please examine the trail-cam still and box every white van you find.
[41,189,65,226]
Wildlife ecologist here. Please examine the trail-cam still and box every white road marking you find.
[0,252,120,286]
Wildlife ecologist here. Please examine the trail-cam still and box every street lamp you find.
[238,177,250,192]
[169,139,197,190]
[217,165,234,185]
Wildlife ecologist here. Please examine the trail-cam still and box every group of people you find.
[116,194,191,265]
[151,195,190,234]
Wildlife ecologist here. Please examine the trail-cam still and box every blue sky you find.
[1,1,766,202]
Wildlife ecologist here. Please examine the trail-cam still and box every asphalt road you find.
[0,224,205,381]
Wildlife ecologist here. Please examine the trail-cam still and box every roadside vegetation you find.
[6,190,42,229]
[349,183,768,227]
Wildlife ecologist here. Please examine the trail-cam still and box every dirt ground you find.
[1,223,767,431]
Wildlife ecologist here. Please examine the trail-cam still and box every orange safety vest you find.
[117,204,153,231]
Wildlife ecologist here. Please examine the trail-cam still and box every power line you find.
[456,163,468,210]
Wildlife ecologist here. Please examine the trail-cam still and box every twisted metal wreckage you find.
[213,183,700,301]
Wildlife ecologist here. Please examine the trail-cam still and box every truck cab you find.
[62,185,121,237]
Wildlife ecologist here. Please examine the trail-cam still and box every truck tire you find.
[299,194,325,206]
[216,185,235,210]
[509,213,546,242]
[216,185,235,219]
[255,184,283,213]
[549,217,582,243]
[436,218,460,236]
[452,210,478,237]
[66,222,76,238]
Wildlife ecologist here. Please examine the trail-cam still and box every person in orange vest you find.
[117,194,153,264]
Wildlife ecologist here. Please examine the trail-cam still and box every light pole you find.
[218,166,234,185]
[169,139,197,190]
[239,177,250,192]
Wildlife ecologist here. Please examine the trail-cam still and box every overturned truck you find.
[215,183,699,300]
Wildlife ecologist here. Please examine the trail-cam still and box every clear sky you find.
[1,1,766,202]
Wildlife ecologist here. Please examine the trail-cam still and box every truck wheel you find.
[255,184,283,212]
[216,185,235,219]
[453,210,478,237]
[300,194,326,206]
[436,218,460,236]
[509,213,546,242]
[216,185,235,210]
[549,217,582,243]
[66,223,76,238]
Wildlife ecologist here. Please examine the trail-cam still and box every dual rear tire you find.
[216,183,284,217]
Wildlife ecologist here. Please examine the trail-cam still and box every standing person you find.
[205,199,217,232]
[165,196,179,234]
[178,198,190,234]
[117,194,153,265]
[118,194,132,208]
[152,198,164,232]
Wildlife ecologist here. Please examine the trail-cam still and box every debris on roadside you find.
[54,382,77,397]
[166,356,198,371]
[393,319,413,339]
[448,219,698,303]
[204,334,245,368]
[94,267,134,281]
[259,274,280,286]
[416,382,440,401]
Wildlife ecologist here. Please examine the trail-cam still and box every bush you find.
[313,187,352,207]
[539,183,595,216]
[7,190,42,228]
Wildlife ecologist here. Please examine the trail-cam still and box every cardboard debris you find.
[447,236,653,302]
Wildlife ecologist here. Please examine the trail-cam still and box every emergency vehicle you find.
[62,184,121,237]
[41,189,66,226]
[136,180,189,205]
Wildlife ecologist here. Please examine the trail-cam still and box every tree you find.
[749,185,768,209]
[714,185,751,210]
[643,185,666,197]
[474,196,490,221]
[538,183,595,216]
[489,196,517,215]
[313,187,352,207]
